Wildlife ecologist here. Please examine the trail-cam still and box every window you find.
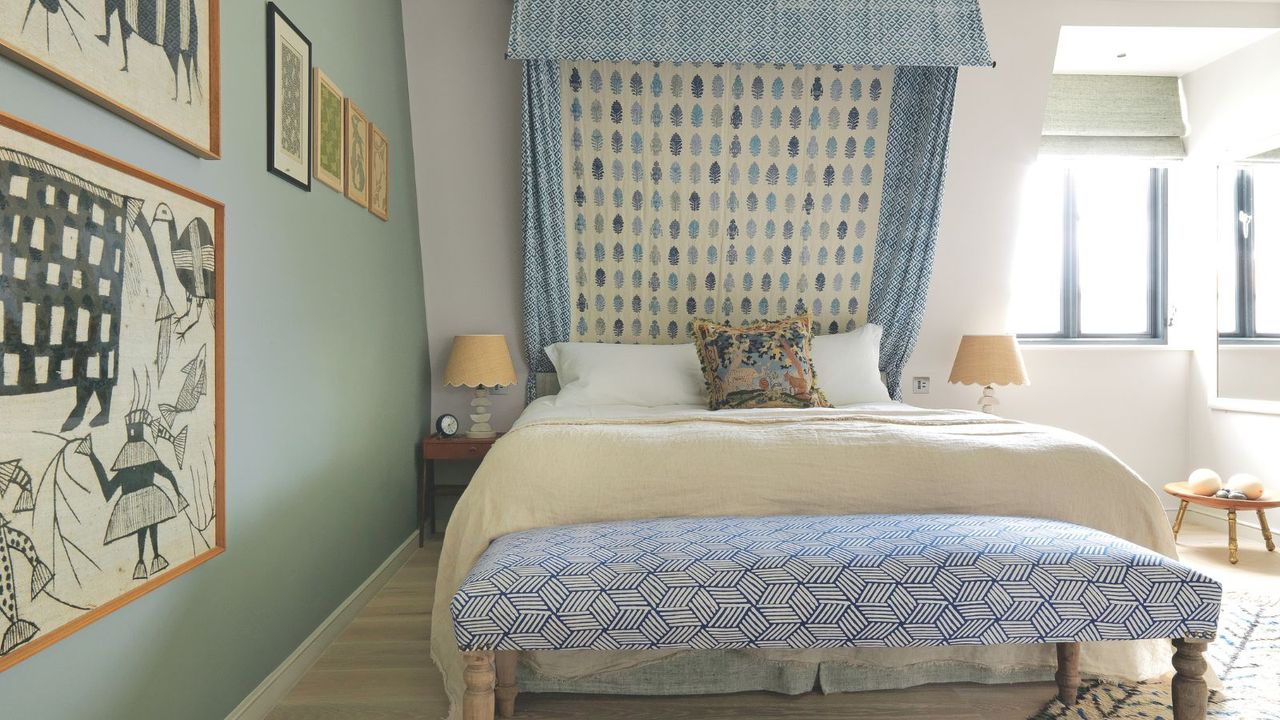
[1012,161,1168,341]
[1221,166,1280,341]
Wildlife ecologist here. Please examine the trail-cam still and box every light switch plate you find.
[912,377,930,394]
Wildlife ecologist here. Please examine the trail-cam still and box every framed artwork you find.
[312,69,344,193]
[0,110,224,671]
[0,0,221,159]
[344,99,369,208]
[266,3,310,191]
[368,123,389,221]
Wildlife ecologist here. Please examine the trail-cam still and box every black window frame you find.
[1019,165,1169,344]
[1220,168,1280,344]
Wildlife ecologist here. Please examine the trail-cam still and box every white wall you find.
[1219,347,1280,400]
[1181,28,1280,527]
[904,0,1279,503]
[402,0,1280,511]
[404,0,527,430]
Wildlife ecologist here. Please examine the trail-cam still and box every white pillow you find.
[545,342,706,406]
[811,325,891,405]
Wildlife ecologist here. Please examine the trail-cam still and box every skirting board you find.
[225,531,418,720]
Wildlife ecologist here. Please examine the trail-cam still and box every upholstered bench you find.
[450,514,1222,720]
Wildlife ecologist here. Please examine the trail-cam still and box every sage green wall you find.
[0,1,428,718]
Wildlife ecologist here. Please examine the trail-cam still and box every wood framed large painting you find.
[0,0,221,159]
[0,111,224,671]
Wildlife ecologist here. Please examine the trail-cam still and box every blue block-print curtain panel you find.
[507,0,992,67]
[565,62,893,344]
[521,59,569,402]
[514,1,988,400]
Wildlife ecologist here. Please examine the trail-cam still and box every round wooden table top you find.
[1164,481,1280,510]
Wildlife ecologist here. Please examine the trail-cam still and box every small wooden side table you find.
[420,434,502,545]
[1164,481,1280,564]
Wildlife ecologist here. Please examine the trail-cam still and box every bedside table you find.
[419,434,503,545]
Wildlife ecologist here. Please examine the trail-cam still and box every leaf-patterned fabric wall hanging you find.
[562,62,894,343]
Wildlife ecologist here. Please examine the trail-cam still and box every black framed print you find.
[266,3,311,190]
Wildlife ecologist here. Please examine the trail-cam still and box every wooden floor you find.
[269,511,1280,720]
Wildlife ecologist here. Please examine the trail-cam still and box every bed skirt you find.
[515,642,1176,697]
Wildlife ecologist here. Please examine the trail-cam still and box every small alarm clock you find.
[436,414,460,438]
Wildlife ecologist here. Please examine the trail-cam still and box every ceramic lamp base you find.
[467,387,496,439]
[978,384,999,414]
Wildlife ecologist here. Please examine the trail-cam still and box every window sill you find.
[1209,397,1280,417]
[1219,337,1280,347]
[1016,337,1171,349]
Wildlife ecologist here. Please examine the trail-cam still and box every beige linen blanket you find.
[431,404,1178,718]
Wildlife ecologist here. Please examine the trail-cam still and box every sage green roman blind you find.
[1249,148,1280,163]
[1041,75,1187,159]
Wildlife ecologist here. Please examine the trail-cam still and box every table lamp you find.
[444,335,517,438]
[948,335,1029,414]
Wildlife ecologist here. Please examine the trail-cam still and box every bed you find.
[430,395,1181,718]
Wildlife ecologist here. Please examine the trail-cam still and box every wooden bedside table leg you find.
[1260,510,1276,552]
[426,458,437,537]
[1228,509,1239,565]
[1172,500,1189,541]
[418,445,427,547]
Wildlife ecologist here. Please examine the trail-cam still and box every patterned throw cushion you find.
[692,316,830,410]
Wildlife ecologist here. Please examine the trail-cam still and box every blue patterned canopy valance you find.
[507,0,992,67]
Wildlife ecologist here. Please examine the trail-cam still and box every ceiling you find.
[1054,26,1278,76]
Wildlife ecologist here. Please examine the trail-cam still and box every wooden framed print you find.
[0,0,221,159]
[344,99,369,208]
[0,110,225,671]
[312,69,344,193]
[266,2,311,191]
[368,123,389,221]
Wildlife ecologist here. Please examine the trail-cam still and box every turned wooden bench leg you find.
[495,651,519,718]
[463,650,496,720]
[1055,642,1080,705]
[1172,639,1209,720]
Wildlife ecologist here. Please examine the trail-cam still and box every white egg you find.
[1227,473,1266,501]
[1187,468,1222,496]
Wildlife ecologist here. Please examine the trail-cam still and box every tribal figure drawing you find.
[0,510,53,656]
[0,112,223,671]
[0,147,175,431]
[83,407,188,580]
[1,0,219,157]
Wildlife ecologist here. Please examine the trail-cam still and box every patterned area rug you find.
[1031,593,1280,719]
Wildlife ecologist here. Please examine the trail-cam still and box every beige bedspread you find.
[430,403,1178,718]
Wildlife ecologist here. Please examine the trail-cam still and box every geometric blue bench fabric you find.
[451,514,1221,652]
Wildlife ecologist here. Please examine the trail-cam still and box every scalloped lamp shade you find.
[949,335,1029,387]
[444,335,517,388]
[948,335,1028,414]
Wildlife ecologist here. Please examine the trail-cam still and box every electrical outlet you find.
[912,377,930,394]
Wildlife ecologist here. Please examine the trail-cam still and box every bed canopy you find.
[513,0,991,399]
